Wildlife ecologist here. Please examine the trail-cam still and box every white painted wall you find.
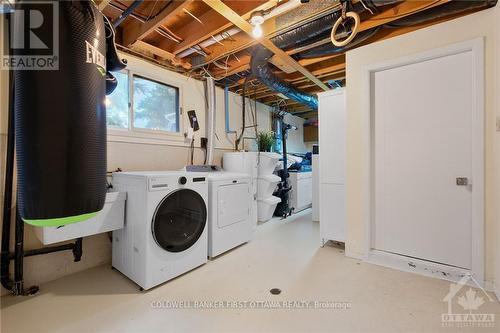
[0,52,272,295]
[346,7,500,290]
[283,113,308,153]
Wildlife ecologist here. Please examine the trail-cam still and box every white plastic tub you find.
[257,196,281,222]
[257,174,281,199]
[258,152,280,176]
[34,191,126,245]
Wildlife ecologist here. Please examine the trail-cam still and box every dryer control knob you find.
[179,176,187,185]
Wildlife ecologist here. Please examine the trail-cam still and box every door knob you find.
[456,177,468,186]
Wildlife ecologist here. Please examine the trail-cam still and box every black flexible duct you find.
[251,0,496,109]
[296,0,497,59]
[250,0,397,110]
[294,26,381,59]
[384,0,497,28]
[274,1,398,52]
[251,47,319,110]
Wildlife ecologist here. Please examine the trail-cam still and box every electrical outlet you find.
[200,137,208,149]
[496,116,500,132]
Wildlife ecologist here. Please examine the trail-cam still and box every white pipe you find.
[178,0,302,58]
[178,27,241,58]
[206,77,216,165]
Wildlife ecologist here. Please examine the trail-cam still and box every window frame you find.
[130,74,180,135]
[107,69,184,144]
[105,70,130,131]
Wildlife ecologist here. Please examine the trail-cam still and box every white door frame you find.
[362,38,485,286]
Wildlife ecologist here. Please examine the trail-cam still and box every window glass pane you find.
[106,71,129,128]
[133,75,179,132]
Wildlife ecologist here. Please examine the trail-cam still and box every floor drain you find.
[270,288,281,295]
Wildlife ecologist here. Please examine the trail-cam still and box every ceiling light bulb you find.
[250,11,265,26]
[252,24,263,38]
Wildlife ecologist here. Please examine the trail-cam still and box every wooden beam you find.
[98,0,111,11]
[296,111,318,119]
[171,0,275,56]
[122,0,193,47]
[196,1,341,67]
[211,0,451,79]
[202,0,329,91]
[132,40,192,70]
[286,0,451,55]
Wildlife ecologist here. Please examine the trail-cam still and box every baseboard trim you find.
[365,249,486,289]
[345,250,363,260]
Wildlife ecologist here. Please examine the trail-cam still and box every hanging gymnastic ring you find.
[331,11,360,47]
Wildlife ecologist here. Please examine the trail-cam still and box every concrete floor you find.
[1,209,499,333]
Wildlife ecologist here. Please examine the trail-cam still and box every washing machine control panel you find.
[148,177,170,191]
[179,176,187,185]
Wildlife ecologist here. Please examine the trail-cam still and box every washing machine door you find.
[152,189,207,253]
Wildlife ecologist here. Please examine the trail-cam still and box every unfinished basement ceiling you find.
[101,0,497,119]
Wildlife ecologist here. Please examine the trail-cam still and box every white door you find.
[372,50,477,269]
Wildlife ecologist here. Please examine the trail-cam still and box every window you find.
[133,75,179,132]
[105,71,180,134]
[106,71,129,129]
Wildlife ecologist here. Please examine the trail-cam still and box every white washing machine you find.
[207,172,253,258]
[112,171,208,290]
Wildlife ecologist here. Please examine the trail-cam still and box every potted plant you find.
[256,131,275,152]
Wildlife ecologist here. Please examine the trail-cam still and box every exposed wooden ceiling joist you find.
[122,0,193,47]
[202,0,329,91]
[286,0,451,56]
[195,1,342,68]
[172,0,276,56]
[213,0,451,81]
[98,0,111,11]
[132,40,192,70]
[103,0,491,119]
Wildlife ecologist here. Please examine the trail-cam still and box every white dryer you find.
[207,172,253,258]
[112,171,208,290]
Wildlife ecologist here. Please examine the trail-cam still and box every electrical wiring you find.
[145,0,159,21]
[183,8,204,25]
[232,53,241,62]
[108,2,182,43]
[359,0,374,15]
[211,35,225,46]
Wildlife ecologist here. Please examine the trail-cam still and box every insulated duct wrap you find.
[294,27,381,59]
[296,0,497,59]
[384,0,497,28]
[14,1,108,226]
[250,0,496,109]
[251,47,319,110]
[250,1,397,110]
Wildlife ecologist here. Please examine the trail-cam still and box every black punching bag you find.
[14,1,107,226]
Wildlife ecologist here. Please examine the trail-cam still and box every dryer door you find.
[152,189,207,253]
[218,183,250,228]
